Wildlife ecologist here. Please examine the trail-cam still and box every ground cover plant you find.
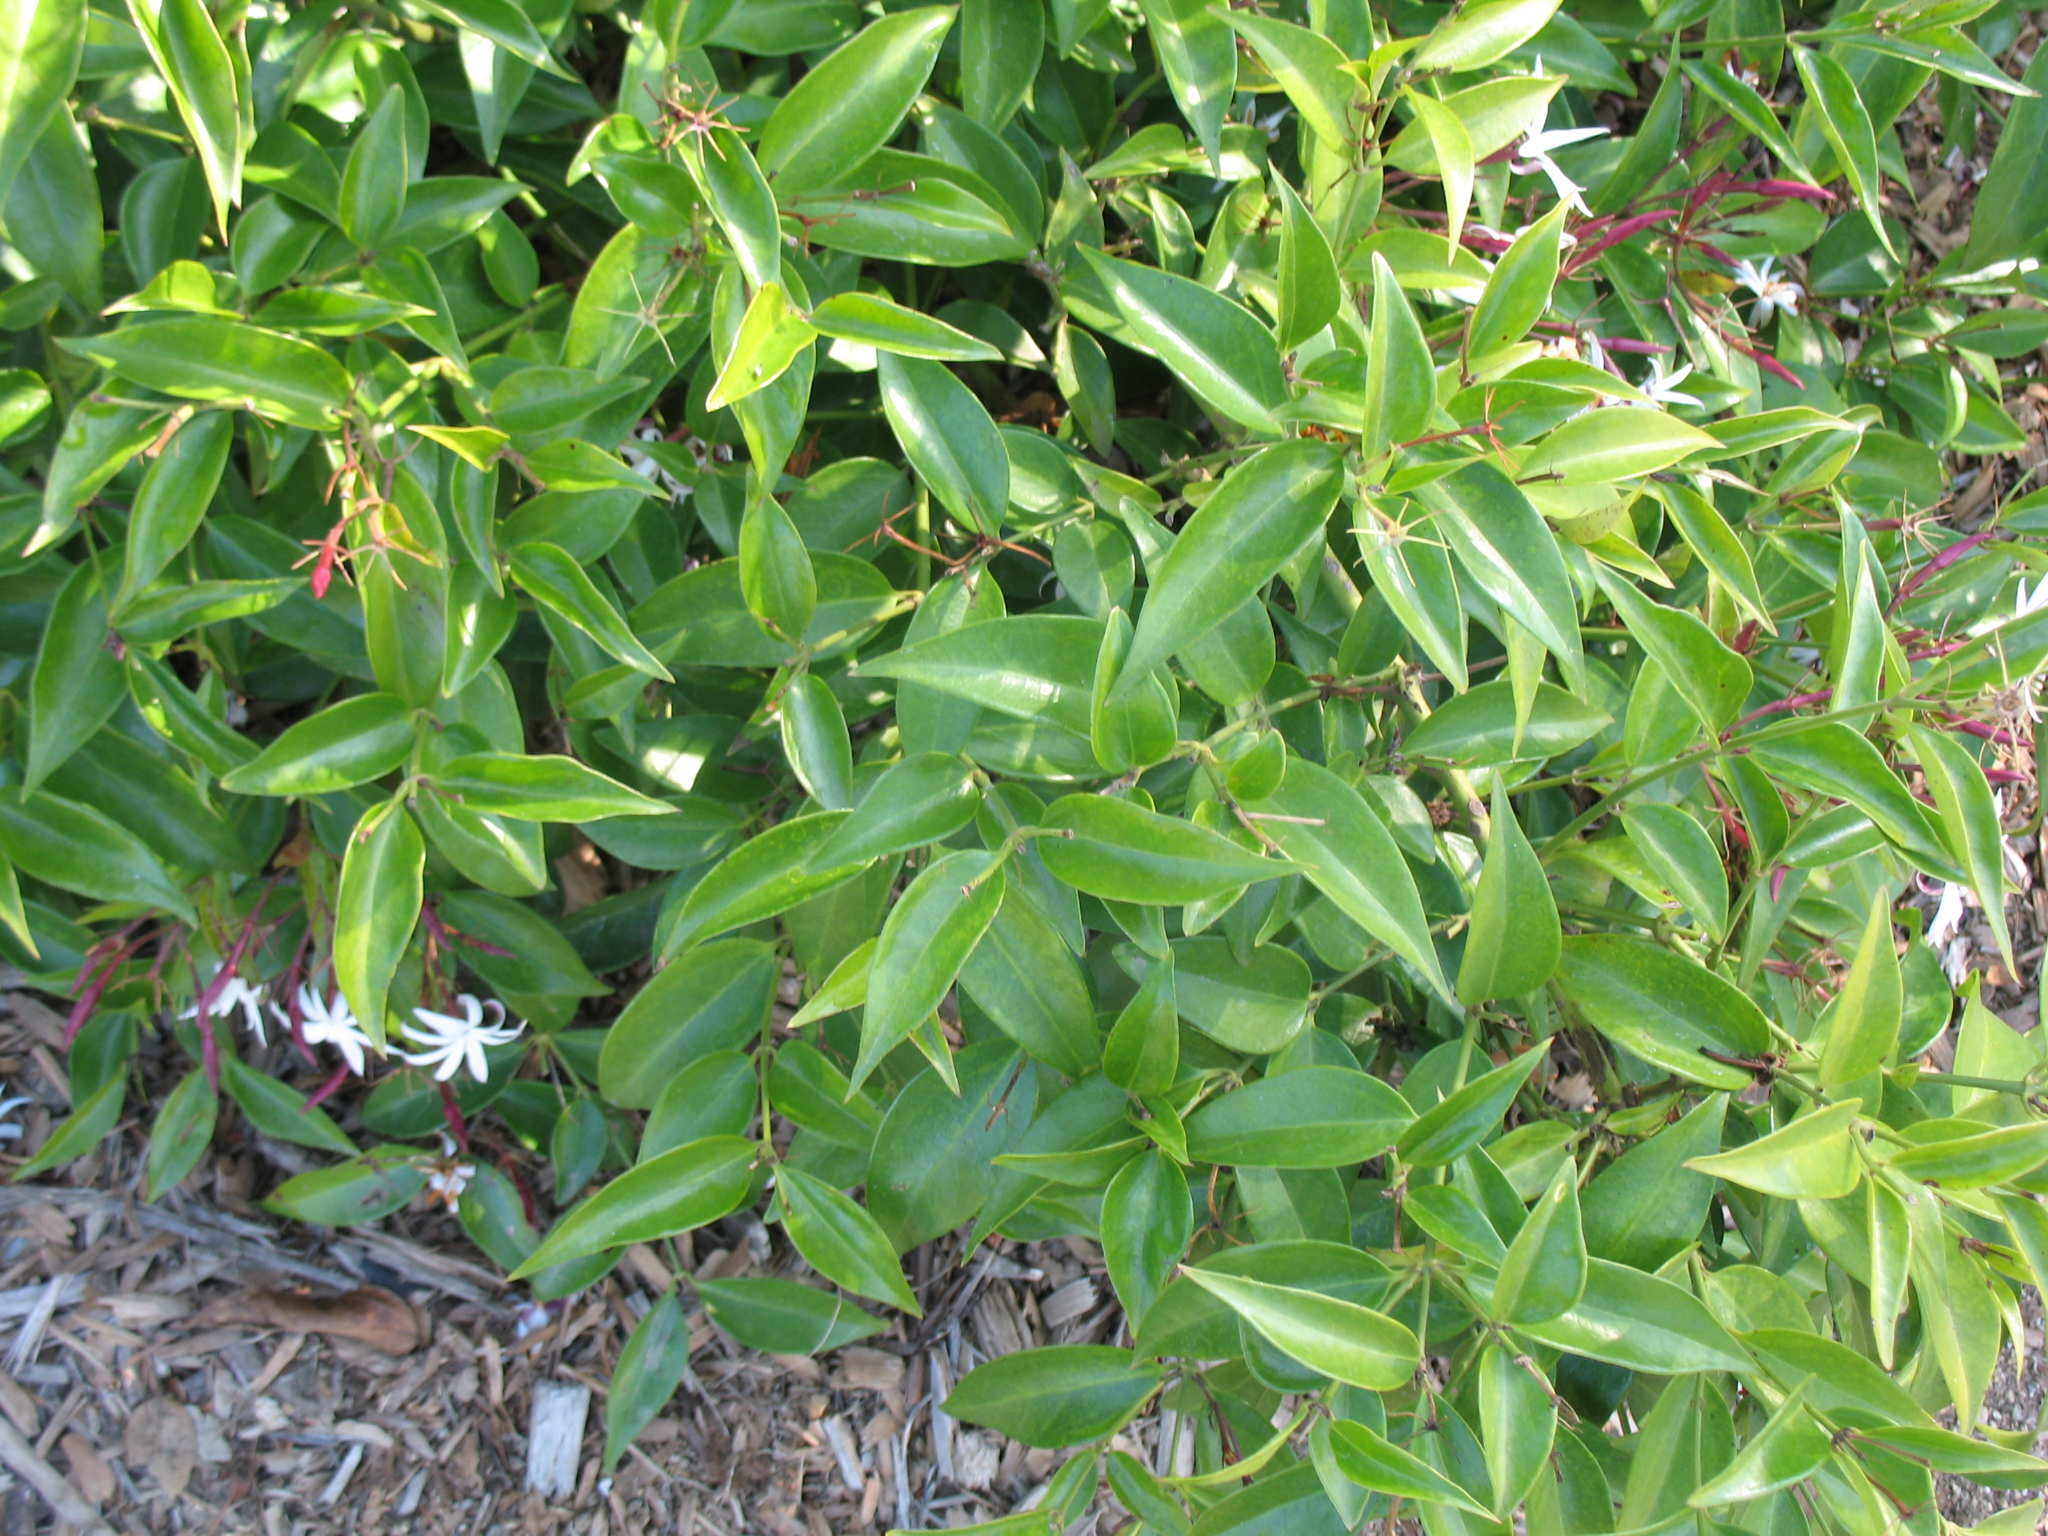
[4,0,2048,1527]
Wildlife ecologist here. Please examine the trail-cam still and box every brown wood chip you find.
[187,1285,430,1355]
[123,1398,197,1500]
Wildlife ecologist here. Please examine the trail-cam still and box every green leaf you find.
[340,85,408,249]
[1101,1151,1192,1327]
[811,754,979,866]
[1272,174,1339,353]
[1553,936,1771,1090]
[1492,1157,1586,1325]
[665,812,864,954]
[945,1346,1162,1449]
[1966,37,2048,267]
[1077,248,1286,431]
[1363,255,1435,461]
[144,1069,217,1201]
[1887,1121,2048,1187]
[512,1136,758,1276]
[26,556,123,793]
[333,797,422,1045]
[415,0,569,75]
[1325,1419,1494,1519]
[696,1277,886,1354]
[1907,723,2016,976]
[432,752,670,821]
[63,319,351,429]
[860,615,1099,738]
[737,492,817,643]
[1167,937,1312,1055]
[1122,441,1342,685]
[1467,202,1564,361]
[115,409,233,607]
[777,673,853,811]
[264,1149,429,1227]
[1520,408,1719,485]
[0,786,196,923]
[14,1076,125,1182]
[1479,1341,1555,1516]
[777,1165,922,1314]
[958,893,1100,1077]
[853,848,1004,1088]
[1181,1270,1419,1391]
[1396,1040,1549,1168]
[1184,1067,1413,1168]
[706,281,816,410]
[1650,481,1772,633]
[1221,11,1355,151]
[1793,47,1895,259]
[960,0,1041,131]
[1745,724,1957,880]
[758,6,955,195]
[680,126,780,291]
[1620,804,1729,940]
[810,291,1002,362]
[881,1043,1038,1250]
[1817,890,1902,1091]
[1103,948,1177,1096]
[1508,1258,1749,1374]
[1580,1092,1727,1271]
[509,543,671,680]
[1133,0,1234,171]
[1688,1100,1865,1200]
[1681,61,1815,183]
[1458,783,1559,1004]
[0,0,82,210]
[1403,91,1472,248]
[220,693,415,797]
[605,1295,693,1473]
[597,938,778,1109]
[219,1054,359,1156]
[132,0,243,236]
[878,352,1007,538]
[1687,1382,1831,1507]
[1412,0,1560,70]
[1416,462,1583,691]
[1038,794,1281,905]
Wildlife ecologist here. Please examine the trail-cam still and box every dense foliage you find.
[6,0,2048,1527]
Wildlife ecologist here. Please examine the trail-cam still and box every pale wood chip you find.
[123,1396,198,1500]
[58,1431,111,1505]
[525,1380,590,1497]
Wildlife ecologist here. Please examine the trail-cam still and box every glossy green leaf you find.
[333,797,423,1044]
[1621,804,1729,940]
[1459,783,1559,1004]
[696,1277,886,1355]
[1078,248,1285,430]
[1363,255,1435,461]
[1181,1269,1419,1391]
[221,694,415,797]
[1818,890,1902,1091]
[63,319,351,429]
[1492,1157,1586,1325]
[853,849,1004,1088]
[26,556,122,793]
[512,1136,758,1276]
[945,1346,1161,1449]
[432,752,669,821]
[878,352,1007,538]
[1553,935,1772,1090]
[606,1295,693,1472]
[778,1165,922,1314]
[1185,1067,1412,1168]
[758,7,955,195]
[1688,1100,1865,1200]
[1039,794,1280,905]
[1908,722,2016,975]
[1397,1040,1549,1168]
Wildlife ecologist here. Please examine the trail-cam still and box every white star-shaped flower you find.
[2015,576,2048,620]
[1638,358,1702,408]
[399,994,523,1083]
[425,1134,477,1210]
[0,1085,32,1141]
[272,986,376,1076]
[1511,124,1609,215]
[1730,256,1803,326]
[182,974,268,1043]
